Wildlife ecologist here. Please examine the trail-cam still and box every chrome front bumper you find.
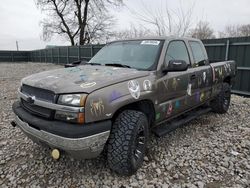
[14,115,110,159]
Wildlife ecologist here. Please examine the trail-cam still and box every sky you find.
[0,0,249,50]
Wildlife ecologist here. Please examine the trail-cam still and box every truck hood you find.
[21,65,149,94]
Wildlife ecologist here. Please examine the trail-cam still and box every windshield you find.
[89,40,163,70]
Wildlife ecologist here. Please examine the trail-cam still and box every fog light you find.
[51,149,60,160]
[55,111,85,124]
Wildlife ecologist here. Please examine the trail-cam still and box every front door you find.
[156,40,193,123]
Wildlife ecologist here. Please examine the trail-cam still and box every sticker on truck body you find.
[203,72,207,83]
[187,83,192,96]
[90,98,104,116]
[143,80,152,91]
[172,78,178,90]
[140,40,160,45]
[128,80,140,99]
[163,79,169,90]
[80,82,96,88]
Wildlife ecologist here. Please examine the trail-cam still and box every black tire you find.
[107,110,149,176]
[211,82,231,114]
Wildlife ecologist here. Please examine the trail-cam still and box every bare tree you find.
[189,21,215,39]
[239,24,250,36]
[128,0,195,36]
[113,24,153,40]
[219,24,250,38]
[36,0,123,45]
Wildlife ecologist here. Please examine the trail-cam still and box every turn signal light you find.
[77,113,85,124]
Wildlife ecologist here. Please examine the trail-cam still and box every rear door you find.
[188,41,213,106]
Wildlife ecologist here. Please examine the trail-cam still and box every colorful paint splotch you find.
[167,102,173,116]
[79,74,87,81]
[109,91,122,103]
[175,100,180,109]
[67,67,81,73]
[195,91,200,103]
[156,113,161,120]
[104,69,113,76]
[200,92,205,102]
[90,98,104,116]
[219,67,223,77]
[128,80,140,99]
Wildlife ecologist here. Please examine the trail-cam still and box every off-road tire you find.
[107,110,149,176]
[211,82,231,114]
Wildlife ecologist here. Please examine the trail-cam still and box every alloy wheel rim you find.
[133,125,145,164]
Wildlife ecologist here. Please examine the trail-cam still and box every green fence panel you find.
[0,39,250,95]
[202,36,250,96]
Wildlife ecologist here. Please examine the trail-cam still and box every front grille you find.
[21,99,54,119]
[20,84,56,119]
[21,84,56,103]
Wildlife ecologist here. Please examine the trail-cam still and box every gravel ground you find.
[0,62,250,188]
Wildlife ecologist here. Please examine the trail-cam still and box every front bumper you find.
[12,102,111,159]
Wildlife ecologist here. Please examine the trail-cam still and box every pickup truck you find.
[11,37,236,175]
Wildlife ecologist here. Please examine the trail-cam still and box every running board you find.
[152,107,212,137]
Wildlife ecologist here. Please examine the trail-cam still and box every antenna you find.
[16,41,19,51]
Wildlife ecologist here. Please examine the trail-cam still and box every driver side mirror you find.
[163,60,188,72]
[64,58,88,68]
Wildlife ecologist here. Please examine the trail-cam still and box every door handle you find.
[190,74,196,80]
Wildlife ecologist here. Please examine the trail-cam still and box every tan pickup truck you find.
[12,37,236,175]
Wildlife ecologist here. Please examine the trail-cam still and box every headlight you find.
[58,94,87,107]
[56,94,87,124]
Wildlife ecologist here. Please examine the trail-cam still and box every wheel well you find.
[112,100,155,127]
[223,76,231,85]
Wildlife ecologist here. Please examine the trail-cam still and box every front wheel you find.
[107,110,149,176]
[211,82,231,114]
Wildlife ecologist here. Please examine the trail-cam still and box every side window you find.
[165,41,190,65]
[189,41,207,66]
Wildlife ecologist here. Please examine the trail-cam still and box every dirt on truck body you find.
[12,37,236,175]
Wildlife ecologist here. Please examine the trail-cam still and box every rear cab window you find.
[189,41,208,67]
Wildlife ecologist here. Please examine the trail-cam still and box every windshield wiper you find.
[87,62,101,66]
[105,63,131,68]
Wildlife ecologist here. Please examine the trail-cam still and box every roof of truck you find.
[110,36,201,43]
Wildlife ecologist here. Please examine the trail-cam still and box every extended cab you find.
[12,37,236,175]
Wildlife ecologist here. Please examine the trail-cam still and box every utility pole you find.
[16,41,19,51]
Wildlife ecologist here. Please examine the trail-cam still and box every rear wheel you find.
[107,110,149,176]
[211,82,231,114]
